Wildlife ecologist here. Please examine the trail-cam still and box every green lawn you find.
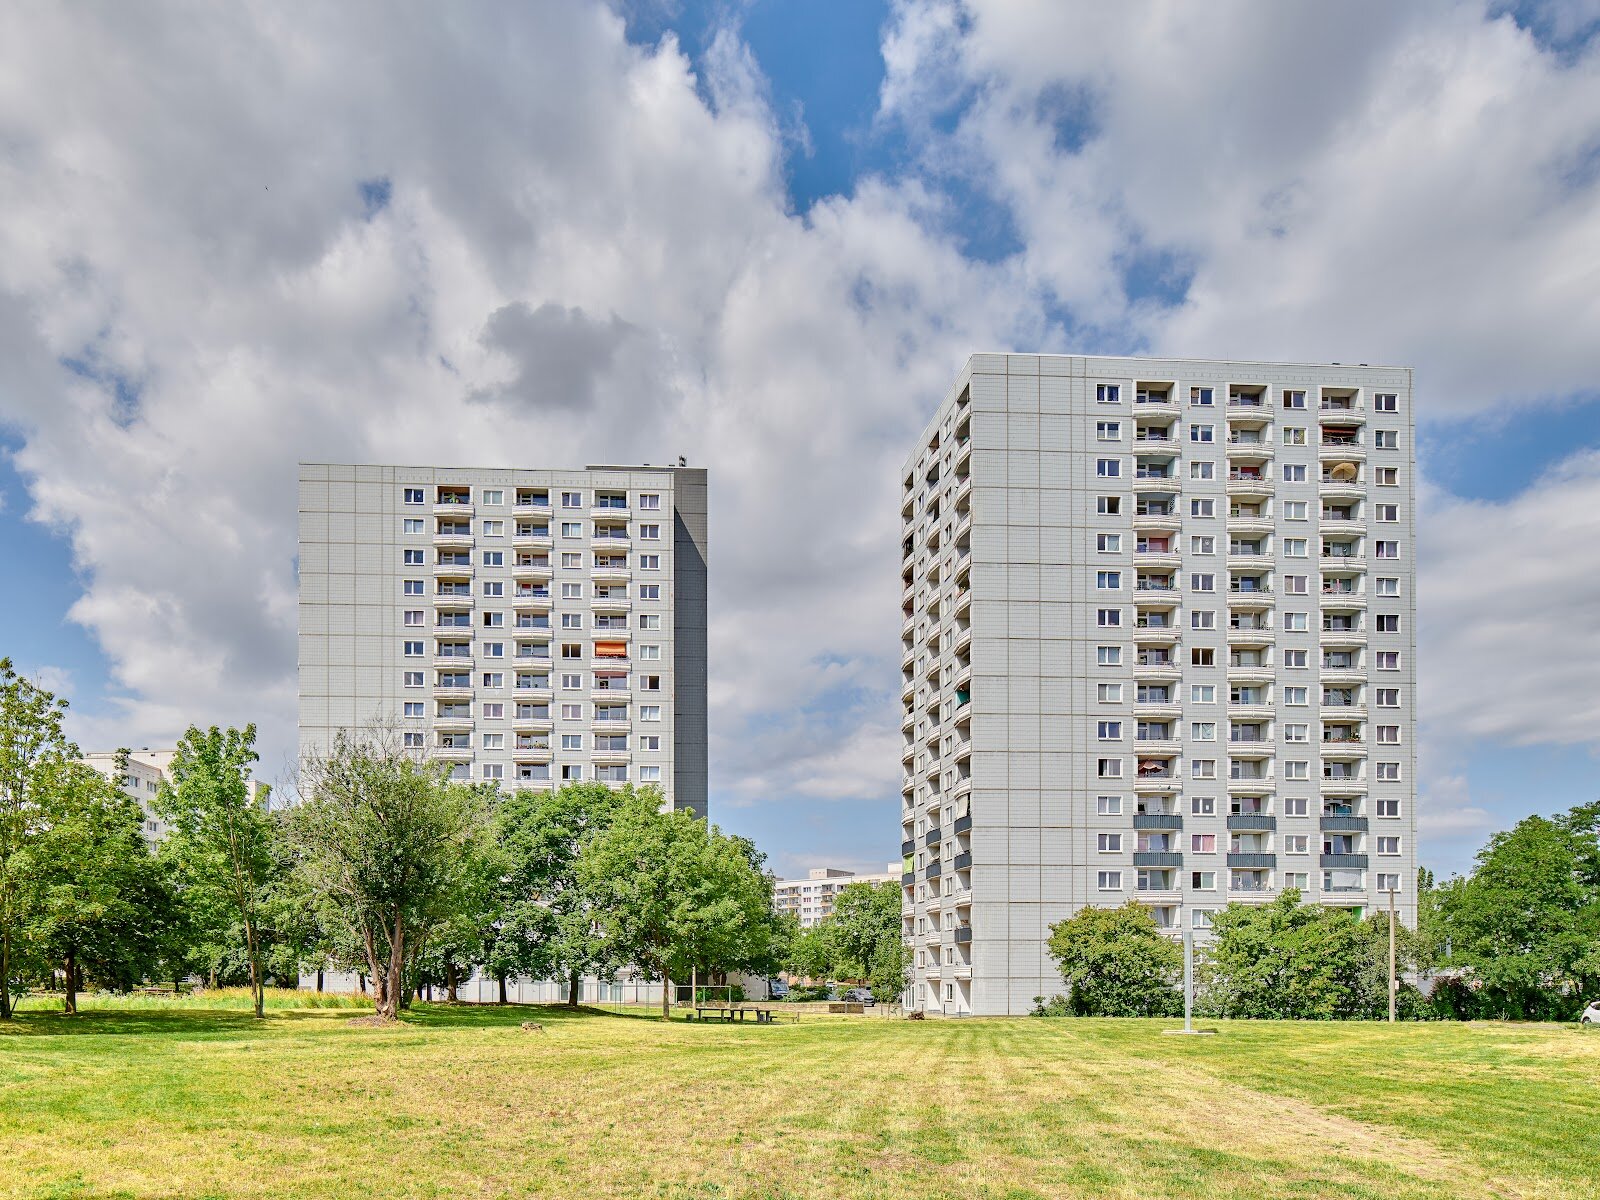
[1,996,1596,1200]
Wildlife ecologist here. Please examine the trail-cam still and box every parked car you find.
[768,979,789,1000]
[1581,1000,1600,1025]
[841,987,876,1006]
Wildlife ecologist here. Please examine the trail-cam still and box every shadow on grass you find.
[400,1002,668,1030]
[0,1007,317,1039]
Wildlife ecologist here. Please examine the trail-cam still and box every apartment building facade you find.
[298,463,708,814]
[774,865,902,928]
[900,354,1417,1016]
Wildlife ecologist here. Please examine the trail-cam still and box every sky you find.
[2,0,1599,881]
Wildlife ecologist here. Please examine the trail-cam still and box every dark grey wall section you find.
[670,467,709,817]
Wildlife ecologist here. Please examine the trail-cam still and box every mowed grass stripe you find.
[1,1003,1596,1199]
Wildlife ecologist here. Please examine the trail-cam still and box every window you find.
[481,673,503,688]
[639,766,662,783]
[1376,614,1400,633]
[483,520,504,536]
[639,494,661,511]
[1190,424,1215,443]
[1283,464,1306,482]
[1375,577,1400,596]
[1377,836,1401,855]
[403,641,424,657]
[640,735,661,751]
[1191,796,1215,816]
[1284,575,1308,595]
[1191,908,1215,928]
[1375,504,1398,522]
[1283,390,1306,410]
[1097,533,1122,552]
[1097,721,1122,740]
[482,703,504,719]
[1282,427,1307,446]
[1281,872,1307,889]
[1097,384,1121,404]
[481,733,504,750]
[639,614,662,631]
[640,554,661,569]
[404,580,425,596]
[483,581,503,597]
[1097,608,1121,627]
[1284,538,1307,557]
[561,613,583,629]
[1191,721,1216,741]
[639,585,661,600]
[1097,571,1121,590]
[403,519,425,534]
[1097,758,1123,779]
[1191,610,1215,630]
[1284,612,1308,631]
[1284,687,1308,705]
[1371,393,1397,413]
[1191,536,1216,555]
[1097,833,1123,852]
[1096,421,1122,441]
[559,673,581,690]
[1283,649,1307,668]
[561,734,583,751]
[1375,872,1401,891]
[1284,761,1309,780]
[1374,430,1398,449]
[1191,572,1216,592]
[1284,723,1309,743]
[482,551,503,567]
[1190,498,1215,518]
[1096,795,1122,815]
[1097,871,1123,891]
[1096,458,1121,478]
[561,491,583,508]
[640,523,661,539]
[641,705,662,721]
[1377,467,1398,486]
[1283,501,1307,520]
[404,487,429,504]
[1190,685,1216,703]
[1283,797,1308,817]
[1190,387,1214,407]
[1097,645,1122,666]
[561,552,582,568]
[555,521,579,538]
[1192,759,1217,779]
[480,611,503,628]
[639,645,662,661]
[403,702,424,718]
[483,489,503,505]
[1377,651,1399,670]
[561,643,583,660]
[1377,762,1401,781]
[403,732,425,748]
[404,610,424,626]
[561,764,584,781]
[482,642,503,658]
[1376,688,1400,707]
[1284,835,1309,854]
[1097,684,1125,706]
[1191,648,1214,666]
[1189,461,1214,480]
[1191,834,1216,853]
[1377,798,1400,818]
[560,703,582,719]
[404,671,424,687]
[1375,725,1401,745]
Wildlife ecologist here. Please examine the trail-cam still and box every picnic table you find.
[687,1005,775,1024]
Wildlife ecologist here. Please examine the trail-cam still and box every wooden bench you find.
[687,1006,776,1024]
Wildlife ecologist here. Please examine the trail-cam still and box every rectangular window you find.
[1190,498,1215,518]
[1377,467,1398,486]
[639,765,662,783]
[1191,796,1216,816]
[561,613,583,629]
[482,642,504,658]
[640,523,661,539]
[1191,834,1216,853]
[1285,761,1309,780]
[1190,461,1214,480]
[1097,608,1121,627]
[1284,835,1309,854]
[1191,722,1216,741]
[1377,725,1401,744]
[404,671,424,687]
[1096,458,1121,478]
[561,734,583,751]
[639,494,661,511]
[1097,645,1122,666]
[560,703,582,719]
[1376,688,1400,707]
[404,580,425,596]
[1097,384,1121,404]
[1191,908,1215,928]
[1191,572,1216,592]
[1377,762,1401,781]
[1284,538,1307,557]
[1376,614,1400,633]
[1283,390,1306,410]
[1375,504,1398,522]
[404,610,424,626]
[482,551,503,567]
[1284,575,1308,595]
[561,491,583,508]
[481,733,504,750]
[1097,758,1123,779]
[403,641,424,657]
[1375,430,1398,449]
[639,614,662,630]
[1097,497,1121,515]
[482,703,504,719]
[1283,797,1308,817]
[403,519,425,534]
[1377,798,1400,818]
[483,489,504,505]
[404,488,426,504]
[1097,833,1122,852]
[1283,464,1306,482]
[562,644,583,659]
[1377,651,1399,670]
[1096,795,1122,816]
[638,584,661,600]
[1284,723,1308,743]
[1377,836,1401,855]
[1191,759,1217,779]
[1191,610,1215,630]
[1191,648,1214,666]
[1283,501,1307,520]
[403,702,424,717]
[483,581,504,597]
[1282,427,1307,446]
[481,673,503,688]
[483,520,504,536]
[1190,387,1214,407]
[1284,687,1308,705]
[1098,683,1124,703]
[557,521,579,537]
[560,673,582,689]
[1191,536,1216,554]
[640,554,661,569]
[1097,721,1122,740]
[1097,871,1123,891]
[1284,612,1308,631]
[1096,421,1122,441]
[1096,571,1121,590]
[639,645,662,661]
[640,735,661,751]
[641,705,662,721]
[1375,577,1400,596]
[1190,424,1214,443]
[561,552,582,568]
[1097,533,1122,552]
[1283,649,1307,668]
[403,732,425,748]
[1190,685,1215,703]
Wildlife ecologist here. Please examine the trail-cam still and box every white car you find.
[1582,1000,1600,1025]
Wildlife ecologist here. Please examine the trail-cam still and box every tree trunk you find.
[497,972,508,1005]
[243,918,264,1019]
[445,960,459,1003]
[0,928,12,1020]
[661,972,671,1020]
[316,969,324,993]
[64,950,78,1015]
[567,969,580,1008]
[358,973,367,994]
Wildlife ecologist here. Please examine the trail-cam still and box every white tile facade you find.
[298,463,707,814]
[901,355,1417,1016]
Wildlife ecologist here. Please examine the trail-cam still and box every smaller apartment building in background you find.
[80,748,266,844]
[774,865,901,928]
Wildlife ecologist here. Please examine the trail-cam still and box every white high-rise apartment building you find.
[298,463,708,814]
[774,865,902,928]
[900,355,1416,1016]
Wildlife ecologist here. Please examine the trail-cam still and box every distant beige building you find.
[81,748,264,844]
[774,865,900,928]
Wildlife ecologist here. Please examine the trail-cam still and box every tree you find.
[156,725,274,1019]
[578,795,776,1018]
[1200,891,1389,1020]
[783,920,831,982]
[20,757,167,1011]
[1042,901,1182,1017]
[0,659,76,1020]
[289,727,495,1021]
[1432,812,1600,1020]
[826,881,908,1000]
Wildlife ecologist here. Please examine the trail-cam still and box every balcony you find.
[1133,812,1183,830]
[953,852,972,871]
[1133,851,1183,868]
[925,826,942,848]
[953,813,972,835]
[1225,472,1273,496]
[590,502,630,519]
[1320,815,1369,833]
[901,838,916,857]
[926,861,942,881]
[1227,814,1276,832]
[955,926,972,945]
[590,564,631,583]
[1227,852,1276,869]
[1320,853,1369,869]
[432,501,474,517]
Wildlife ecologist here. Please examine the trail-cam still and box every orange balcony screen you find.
[595,642,628,658]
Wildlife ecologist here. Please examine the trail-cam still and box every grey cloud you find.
[474,301,636,412]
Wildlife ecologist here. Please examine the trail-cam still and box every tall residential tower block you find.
[298,463,708,814]
[900,355,1416,1015]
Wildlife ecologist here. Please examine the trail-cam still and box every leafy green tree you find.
[1200,891,1388,1019]
[826,881,908,1000]
[289,727,496,1021]
[20,757,166,1011]
[0,659,77,1019]
[156,725,274,1018]
[1433,812,1600,1020]
[783,920,831,982]
[578,795,776,1018]
[1042,901,1181,1017]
